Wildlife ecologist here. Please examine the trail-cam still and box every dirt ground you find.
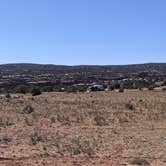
[0,91,166,165]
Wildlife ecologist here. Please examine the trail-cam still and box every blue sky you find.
[0,0,166,65]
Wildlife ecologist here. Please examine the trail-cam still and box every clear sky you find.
[0,0,166,65]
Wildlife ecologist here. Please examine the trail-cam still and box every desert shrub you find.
[57,114,71,125]
[119,88,124,93]
[56,136,97,156]
[15,85,29,94]
[162,87,166,91]
[24,117,34,126]
[50,117,56,123]
[30,131,45,145]
[113,82,120,89]
[75,85,88,92]
[119,117,129,123]
[139,87,143,91]
[22,105,34,114]
[42,86,54,92]
[69,137,82,155]
[65,86,77,93]
[130,158,150,165]
[94,115,107,126]
[80,140,96,156]
[31,87,42,96]
[0,117,14,127]
[148,86,154,91]
[125,102,135,110]
[123,80,135,89]
[0,135,12,144]
[109,86,115,91]
[162,81,166,86]
[5,93,11,99]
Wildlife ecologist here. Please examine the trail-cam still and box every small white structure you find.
[87,84,104,92]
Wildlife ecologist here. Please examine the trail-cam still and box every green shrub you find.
[15,85,29,94]
[31,87,42,96]
[42,86,54,92]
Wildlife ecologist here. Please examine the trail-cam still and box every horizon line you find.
[0,62,166,66]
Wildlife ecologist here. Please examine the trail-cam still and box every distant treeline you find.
[1,78,166,95]
[0,83,88,94]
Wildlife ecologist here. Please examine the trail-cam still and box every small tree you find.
[15,85,29,94]
[114,82,120,89]
[119,83,124,93]
[31,87,42,96]
[42,86,54,92]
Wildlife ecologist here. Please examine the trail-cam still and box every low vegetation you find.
[31,87,42,96]
[130,158,150,165]
[30,131,46,145]
[22,105,34,114]
[0,90,166,165]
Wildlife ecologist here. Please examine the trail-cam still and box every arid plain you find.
[0,90,166,165]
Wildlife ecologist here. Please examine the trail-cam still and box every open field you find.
[0,90,166,165]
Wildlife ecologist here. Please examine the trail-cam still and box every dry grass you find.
[0,91,166,165]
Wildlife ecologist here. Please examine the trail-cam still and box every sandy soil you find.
[0,91,166,165]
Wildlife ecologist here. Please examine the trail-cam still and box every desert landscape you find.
[2,0,166,165]
[0,90,166,165]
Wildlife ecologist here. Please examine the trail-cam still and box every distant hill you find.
[0,63,166,76]
[0,63,166,93]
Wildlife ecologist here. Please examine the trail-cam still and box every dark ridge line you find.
[0,62,166,67]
